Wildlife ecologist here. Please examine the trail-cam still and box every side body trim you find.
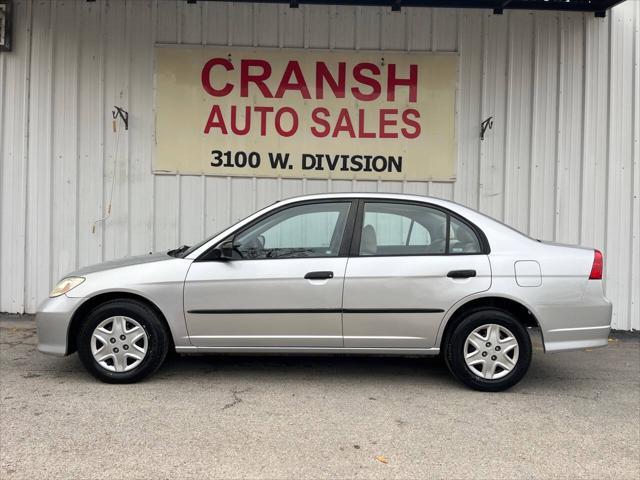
[176,346,441,355]
[187,308,446,314]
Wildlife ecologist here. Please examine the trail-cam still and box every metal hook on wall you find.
[92,107,127,233]
[112,106,129,131]
[480,116,494,141]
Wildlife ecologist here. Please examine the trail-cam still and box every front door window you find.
[233,202,351,259]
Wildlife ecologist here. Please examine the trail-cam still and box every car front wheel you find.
[77,299,170,383]
[445,309,532,392]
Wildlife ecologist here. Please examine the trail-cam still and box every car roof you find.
[277,192,460,208]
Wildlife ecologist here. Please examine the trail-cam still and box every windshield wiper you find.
[167,245,190,257]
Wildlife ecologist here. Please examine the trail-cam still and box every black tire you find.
[77,299,170,383]
[445,308,532,392]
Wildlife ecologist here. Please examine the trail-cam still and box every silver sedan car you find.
[37,193,612,391]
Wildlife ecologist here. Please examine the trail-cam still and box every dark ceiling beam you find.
[173,0,625,17]
[493,0,512,15]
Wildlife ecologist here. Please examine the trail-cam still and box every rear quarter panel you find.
[486,241,611,351]
[433,205,612,353]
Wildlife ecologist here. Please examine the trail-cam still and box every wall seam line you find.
[553,13,563,242]
[47,0,57,290]
[627,0,639,329]
[20,0,34,313]
[578,12,587,246]
[74,0,81,272]
[603,7,612,319]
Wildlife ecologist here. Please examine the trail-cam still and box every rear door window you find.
[358,202,483,256]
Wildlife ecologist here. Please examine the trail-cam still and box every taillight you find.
[589,249,603,280]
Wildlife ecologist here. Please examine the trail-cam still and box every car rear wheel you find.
[445,309,532,392]
[77,299,170,383]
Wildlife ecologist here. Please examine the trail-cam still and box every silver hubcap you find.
[464,324,519,380]
[91,316,148,372]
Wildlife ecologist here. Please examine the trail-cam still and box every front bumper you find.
[36,295,84,356]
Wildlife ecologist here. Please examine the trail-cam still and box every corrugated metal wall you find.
[1,0,638,330]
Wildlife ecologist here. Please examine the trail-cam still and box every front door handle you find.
[305,271,334,280]
[447,269,476,279]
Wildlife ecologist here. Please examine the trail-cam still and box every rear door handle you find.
[304,271,334,280]
[447,269,476,279]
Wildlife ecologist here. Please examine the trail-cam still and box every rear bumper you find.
[543,323,611,352]
[36,295,84,356]
[538,286,612,352]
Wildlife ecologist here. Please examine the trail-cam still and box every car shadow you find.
[27,347,459,387]
[31,344,608,394]
[155,352,458,386]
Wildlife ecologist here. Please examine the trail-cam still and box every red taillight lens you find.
[589,249,603,280]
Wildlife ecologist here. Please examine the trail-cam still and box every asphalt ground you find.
[1,314,639,479]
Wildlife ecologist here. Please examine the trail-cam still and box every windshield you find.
[172,229,224,258]
[172,202,280,258]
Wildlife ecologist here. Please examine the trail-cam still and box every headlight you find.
[49,277,85,297]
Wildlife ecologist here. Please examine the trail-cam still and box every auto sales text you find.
[201,58,422,140]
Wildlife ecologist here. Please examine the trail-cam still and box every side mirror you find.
[207,240,234,261]
[220,240,234,258]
